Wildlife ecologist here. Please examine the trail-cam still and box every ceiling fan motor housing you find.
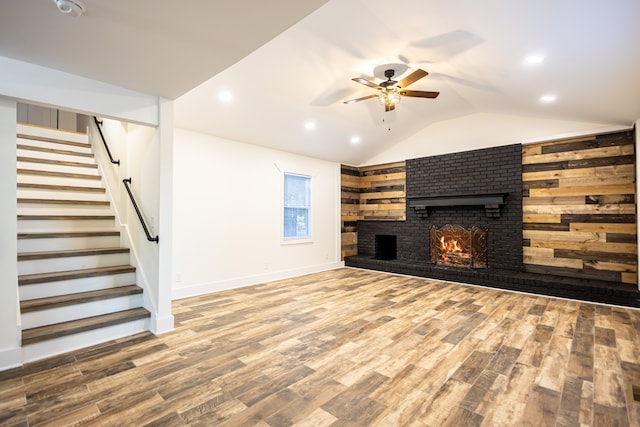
[380,69,397,88]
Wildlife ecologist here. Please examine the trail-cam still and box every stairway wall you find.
[90,117,174,333]
[0,98,20,370]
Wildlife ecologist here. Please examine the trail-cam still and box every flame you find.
[439,236,463,253]
[438,235,469,265]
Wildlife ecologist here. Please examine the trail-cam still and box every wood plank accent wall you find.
[340,162,407,259]
[340,165,361,259]
[359,161,407,221]
[522,129,637,285]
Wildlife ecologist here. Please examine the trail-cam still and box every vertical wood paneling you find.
[522,130,637,284]
[340,162,406,259]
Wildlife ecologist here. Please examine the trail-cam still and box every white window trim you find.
[281,171,313,245]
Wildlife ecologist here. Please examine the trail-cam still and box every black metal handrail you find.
[123,178,159,243]
[93,116,120,165]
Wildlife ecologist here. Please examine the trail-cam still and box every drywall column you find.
[155,97,175,333]
[0,97,20,370]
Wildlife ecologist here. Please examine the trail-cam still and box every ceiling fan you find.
[344,68,439,112]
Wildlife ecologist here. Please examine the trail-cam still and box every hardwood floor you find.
[2,268,640,426]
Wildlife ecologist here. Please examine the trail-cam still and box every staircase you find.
[16,124,150,363]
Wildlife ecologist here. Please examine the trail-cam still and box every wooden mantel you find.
[407,193,508,218]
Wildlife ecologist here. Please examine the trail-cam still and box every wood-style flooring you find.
[2,268,640,426]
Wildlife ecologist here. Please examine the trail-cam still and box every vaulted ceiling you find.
[2,0,639,165]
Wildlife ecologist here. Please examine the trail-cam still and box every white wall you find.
[172,128,342,299]
[0,56,158,126]
[0,97,20,370]
[92,115,173,333]
[363,112,632,166]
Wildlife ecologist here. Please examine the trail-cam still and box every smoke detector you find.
[52,0,86,17]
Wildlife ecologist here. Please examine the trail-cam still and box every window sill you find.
[282,237,313,245]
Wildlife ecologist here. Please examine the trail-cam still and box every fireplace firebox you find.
[429,224,487,269]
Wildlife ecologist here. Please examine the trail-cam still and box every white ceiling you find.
[2,0,640,165]
[0,0,328,98]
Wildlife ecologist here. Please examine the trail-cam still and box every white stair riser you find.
[21,294,143,329]
[18,235,121,252]
[17,161,100,176]
[17,174,103,188]
[21,318,149,363]
[18,252,130,275]
[18,207,113,217]
[17,124,89,144]
[17,148,95,164]
[18,218,116,232]
[19,272,136,300]
[17,138,92,154]
[17,189,107,201]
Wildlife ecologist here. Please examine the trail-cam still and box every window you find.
[283,173,311,241]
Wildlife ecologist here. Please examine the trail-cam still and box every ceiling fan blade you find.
[352,77,381,89]
[400,90,440,98]
[398,69,428,88]
[343,94,378,104]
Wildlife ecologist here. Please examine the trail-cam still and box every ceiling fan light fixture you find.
[52,0,85,17]
[378,87,401,106]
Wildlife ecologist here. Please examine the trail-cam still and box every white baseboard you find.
[172,261,345,300]
[0,347,22,371]
[150,313,175,335]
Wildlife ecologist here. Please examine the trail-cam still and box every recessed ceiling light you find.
[351,136,361,144]
[219,91,233,102]
[525,55,544,64]
[540,94,556,103]
[52,0,85,17]
[304,121,316,130]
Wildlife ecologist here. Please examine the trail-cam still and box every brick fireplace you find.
[344,134,640,308]
[354,144,523,269]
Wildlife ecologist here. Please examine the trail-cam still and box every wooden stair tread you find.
[17,168,102,180]
[18,247,129,261]
[17,156,98,169]
[17,144,94,158]
[17,133,91,149]
[18,198,110,206]
[15,128,150,354]
[18,231,120,239]
[21,307,150,345]
[18,183,105,193]
[18,214,115,220]
[20,285,142,313]
[19,265,136,286]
